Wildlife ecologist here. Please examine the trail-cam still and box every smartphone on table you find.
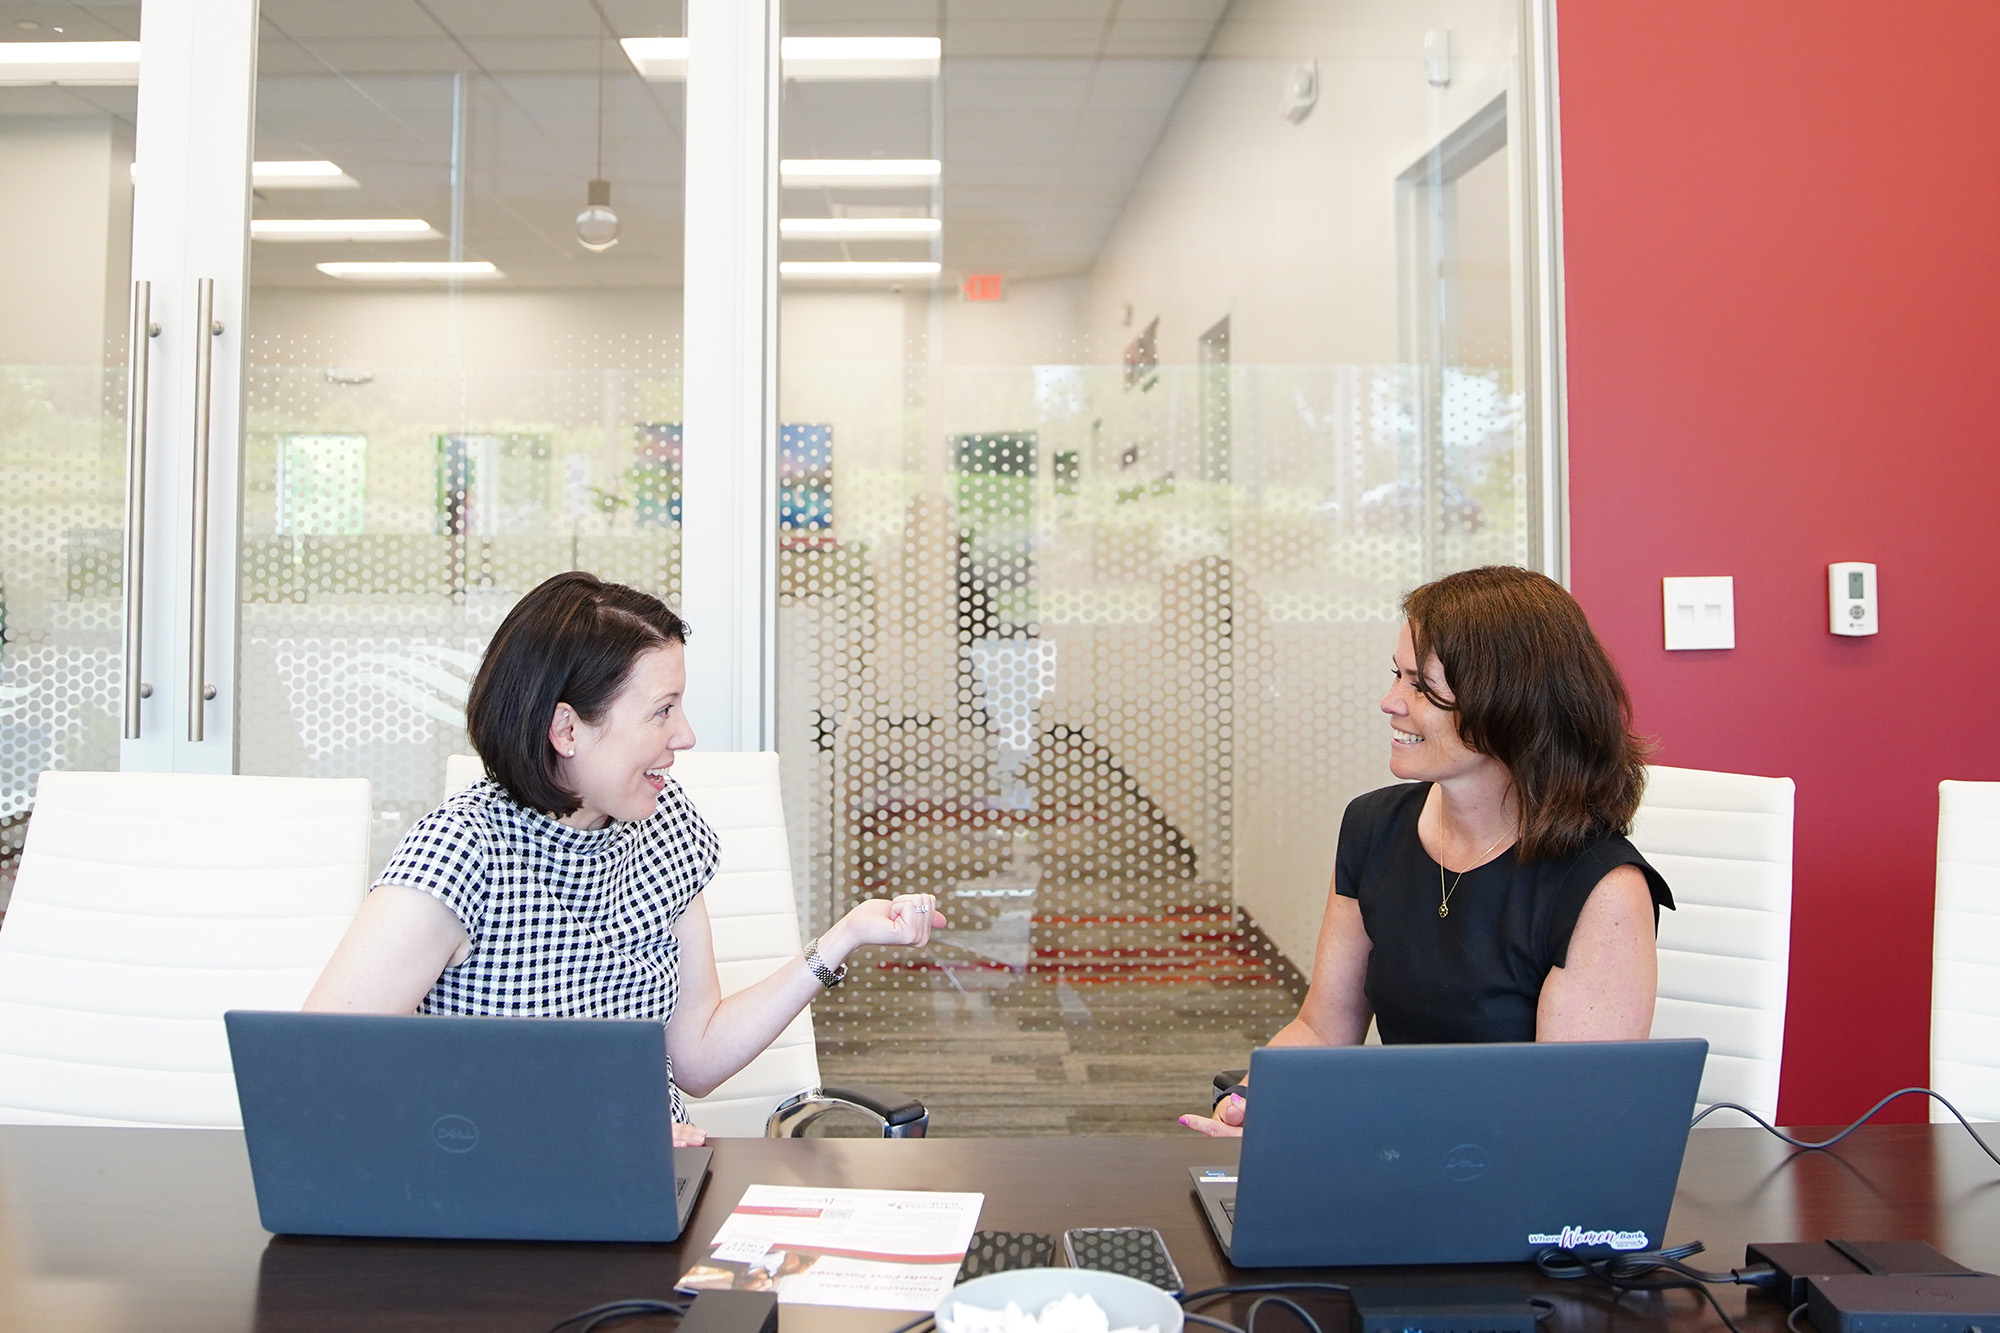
[1062,1227,1184,1295]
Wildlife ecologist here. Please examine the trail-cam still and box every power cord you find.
[1536,1243,1758,1333]
[549,1298,688,1333]
[547,1301,939,1333]
[1538,1238,1782,1295]
[1692,1088,2000,1169]
[1181,1281,1354,1333]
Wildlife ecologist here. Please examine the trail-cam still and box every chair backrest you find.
[1629,764,1795,1121]
[0,770,371,1127]
[444,751,818,1136]
[444,753,484,796]
[1933,781,2000,1123]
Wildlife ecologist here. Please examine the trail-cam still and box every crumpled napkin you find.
[940,1292,1159,1333]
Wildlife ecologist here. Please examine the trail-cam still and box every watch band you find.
[803,936,848,989]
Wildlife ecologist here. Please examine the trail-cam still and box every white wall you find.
[1075,0,1525,965]
[0,113,130,368]
[248,286,682,372]
[1083,0,1520,370]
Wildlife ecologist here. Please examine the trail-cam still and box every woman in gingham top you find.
[306,572,944,1144]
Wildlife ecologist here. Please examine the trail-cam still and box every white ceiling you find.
[1,0,1232,288]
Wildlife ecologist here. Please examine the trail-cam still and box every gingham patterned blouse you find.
[373,775,719,1121]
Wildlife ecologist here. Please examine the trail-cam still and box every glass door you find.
[235,0,689,866]
[772,0,1565,1132]
[0,20,143,904]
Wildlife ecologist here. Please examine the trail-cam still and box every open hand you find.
[1177,1090,1245,1137]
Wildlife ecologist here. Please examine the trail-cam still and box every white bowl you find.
[938,1268,1185,1333]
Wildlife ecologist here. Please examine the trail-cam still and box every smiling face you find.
[1381,621,1501,786]
[549,642,695,829]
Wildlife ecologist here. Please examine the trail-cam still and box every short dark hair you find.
[465,572,689,816]
[1403,565,1650,862]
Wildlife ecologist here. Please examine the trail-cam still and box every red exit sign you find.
[962,273,1004,302]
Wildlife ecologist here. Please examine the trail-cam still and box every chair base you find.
[767,1087,929,1139]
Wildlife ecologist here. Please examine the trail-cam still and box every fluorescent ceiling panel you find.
[0,40,139,85]
[253,219,438,242]
[783,37,939,80]
[780,261,941,280]
[623,36,940,83]
[254,161,360,190]
[620,37,686,80]
[781,159,941,188]
[317,261,500,281]
[780,218,939,241]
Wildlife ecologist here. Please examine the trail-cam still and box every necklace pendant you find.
[1438,903,1449,918]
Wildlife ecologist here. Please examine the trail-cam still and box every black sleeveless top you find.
[1334,783,1673,1044]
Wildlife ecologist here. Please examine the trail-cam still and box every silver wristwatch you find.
[803,936,847,990]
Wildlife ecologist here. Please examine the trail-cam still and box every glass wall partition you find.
[241,0,687,865]
[0,26,140,905]
[777,0,1553,1132]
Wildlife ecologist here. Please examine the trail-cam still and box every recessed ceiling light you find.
[780,218,940,241]
[780,261,941,281]
[316,261,501,281]
[253,219,439,242]
[253,160,361,190]
[620,37,687,80]
[623,36,940,82]
[0,40,140,85]
[781,159,941,188]
[783,37,939,80]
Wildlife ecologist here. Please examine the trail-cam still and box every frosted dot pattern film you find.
[237,334,683,870]
[775,0,1546,1133]
[778,360,1533,1134]
[0,83,136,909]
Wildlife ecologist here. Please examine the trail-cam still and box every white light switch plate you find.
[1662,576,1734,650]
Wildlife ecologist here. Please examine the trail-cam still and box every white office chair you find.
[1932,781,2000,1122]
[444,751,926,1136]
[0,770,371,1127]
[1630,764,1796,1122]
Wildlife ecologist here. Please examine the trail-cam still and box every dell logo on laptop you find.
[432,1115,480,1153]
[1442,1143,1490,1181]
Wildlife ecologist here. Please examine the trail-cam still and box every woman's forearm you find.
[665,919,860,1097]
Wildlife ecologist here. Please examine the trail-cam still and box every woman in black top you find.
[1183,565,1671,1136]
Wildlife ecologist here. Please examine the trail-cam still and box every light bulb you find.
[576,179,619,252]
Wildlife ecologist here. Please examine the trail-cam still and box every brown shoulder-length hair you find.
[1403,565,1650,862]
[465,572,689,817]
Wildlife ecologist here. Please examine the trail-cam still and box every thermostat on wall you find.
[1829,562,1878,636]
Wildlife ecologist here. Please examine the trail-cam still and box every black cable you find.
[1692,1088,2000,1169]
[1787,1303,1812,1333]
[549,1302,931,1333]
[1527,1298,1557,1324]
[548,1298,687,1333]
[1536,1247,1751,1333]
[1246,1296,1323,1333]
[1185,1314,1250,1333]
[1550,1240,1778,1294]
[1182,1282,1352,1307]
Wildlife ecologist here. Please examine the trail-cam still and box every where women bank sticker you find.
[1527,1227,1649,1250]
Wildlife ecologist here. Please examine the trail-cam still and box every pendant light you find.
[576,17,619,252]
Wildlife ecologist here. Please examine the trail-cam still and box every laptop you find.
[1190,1038,1707,1267]
[226,1011,712,1242]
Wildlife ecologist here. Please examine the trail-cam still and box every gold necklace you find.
[1438,829,1511,918]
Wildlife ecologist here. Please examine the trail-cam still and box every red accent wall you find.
[1558,0,2000,1124]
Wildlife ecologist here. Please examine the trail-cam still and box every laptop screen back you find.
[1230,1039,1707,1267]
[227,1011,686,1242]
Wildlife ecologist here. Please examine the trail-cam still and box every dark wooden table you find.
[0,1124,1994,1333]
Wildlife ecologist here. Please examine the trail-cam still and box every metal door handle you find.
[187,278,222,742]
[121,281,159,739]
